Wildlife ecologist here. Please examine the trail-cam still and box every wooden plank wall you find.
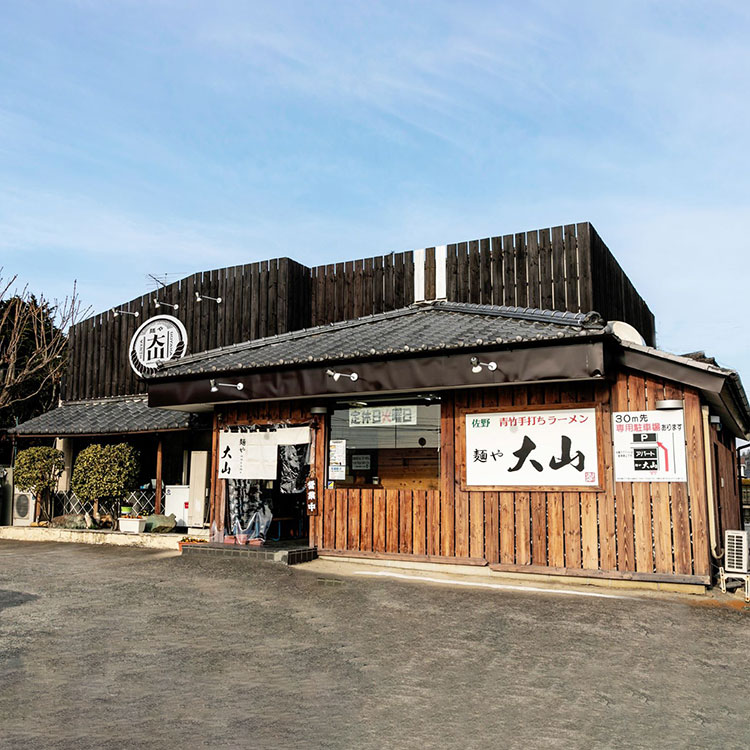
[709,417,742,541]
[65,223,655,401]
[65,258,309,402]
[308,250,415,326]
[311,375,729,583]
[589,225,655,346]
[442,222,654,345]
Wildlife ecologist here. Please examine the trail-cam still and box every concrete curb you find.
[308,556,709,600]
[0,526,185,550]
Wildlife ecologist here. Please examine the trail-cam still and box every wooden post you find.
[155,437,163,515]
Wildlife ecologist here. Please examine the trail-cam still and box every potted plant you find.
[119,515,147,534]
[71,443,140,530]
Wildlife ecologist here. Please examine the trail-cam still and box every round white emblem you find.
[129,314,188,376]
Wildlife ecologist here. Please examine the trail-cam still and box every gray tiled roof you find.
[153,300,607,379]
[10,396,197,436]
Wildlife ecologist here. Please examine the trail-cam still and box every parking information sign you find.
[612,410,687,482]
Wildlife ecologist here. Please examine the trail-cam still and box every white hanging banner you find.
[465,408,599,488]
[612,410,687,482]
[218,431,278,480]
[218,426,311,480]
[275,426,311,445]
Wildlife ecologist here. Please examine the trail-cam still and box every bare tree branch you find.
[0,269,91,419]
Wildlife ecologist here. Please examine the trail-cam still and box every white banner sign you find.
[465,408,599,487]
[612,410,687,482]
[218,431,278,480]
[328,439,347,480]
[218,427,311,480]
[349,405,416,427]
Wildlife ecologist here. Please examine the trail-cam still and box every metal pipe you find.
[702,405,723,559]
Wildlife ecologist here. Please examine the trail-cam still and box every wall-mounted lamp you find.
[112,309,139,318]
[326,368,359,382]
[470,357,497,374]
[154,299,179,311]
[195,292,222,304]
[210,379,244,393]
[655,399,684,410]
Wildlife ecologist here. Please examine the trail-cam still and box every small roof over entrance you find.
[9,395,199,437]
[145,300,750,439]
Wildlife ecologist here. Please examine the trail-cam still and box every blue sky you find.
[1,1,749,378]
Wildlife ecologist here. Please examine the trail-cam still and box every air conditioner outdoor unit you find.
[12,489,34,526]
[719,530,750,602]
[725,530,749,573]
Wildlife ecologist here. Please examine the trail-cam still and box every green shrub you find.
[13,446,65,523]
[71,443,139,511]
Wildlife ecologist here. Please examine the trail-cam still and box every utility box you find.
[164,485,189,527]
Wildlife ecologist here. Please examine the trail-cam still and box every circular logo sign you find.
[129,314,188,376]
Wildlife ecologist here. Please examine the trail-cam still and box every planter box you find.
[119,517,147,534]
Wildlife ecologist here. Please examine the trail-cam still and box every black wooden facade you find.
[64,222,655,401]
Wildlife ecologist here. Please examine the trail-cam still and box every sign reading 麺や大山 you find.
[129,314,188,376]
[465,408,599,488]
[612,410,687,482]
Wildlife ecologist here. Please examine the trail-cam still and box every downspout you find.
[702,405,723,559]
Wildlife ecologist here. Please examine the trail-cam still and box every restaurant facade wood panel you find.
[64,222,655,401]
[214,368,738,585]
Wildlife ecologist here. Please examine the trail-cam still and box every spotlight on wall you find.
[209,379,244,393]
[470,357,498,374]
[154,299,179,310]
[112,309,140,318]
[195,292,222,304]
[326,368,359,382]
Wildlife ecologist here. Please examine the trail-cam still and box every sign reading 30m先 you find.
[612,410,687,482]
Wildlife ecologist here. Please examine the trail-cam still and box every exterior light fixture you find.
[326,368,359,382]
[470,357,497,374]
[112,309,140,318]
[655,399,684,410]
[209,379,244,393]
[154,299,179,310]
[195,292,222,304]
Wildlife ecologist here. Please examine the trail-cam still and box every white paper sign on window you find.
[349,406,417,427]
[328,439,347,480]
[465,408,599,487]
[612,410,687,482]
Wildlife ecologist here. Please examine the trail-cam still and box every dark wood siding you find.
[65,222,655,400]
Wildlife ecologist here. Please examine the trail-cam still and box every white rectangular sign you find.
[349,405,416,427]
[612,410,687,482]
[218,431,278,480]
[328,439,347,480]
[465,408,599,488]
[217,428,310,481]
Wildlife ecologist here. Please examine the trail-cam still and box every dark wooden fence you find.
[64,222,654,401]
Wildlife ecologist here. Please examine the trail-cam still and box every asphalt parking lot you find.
[1,540,749,750]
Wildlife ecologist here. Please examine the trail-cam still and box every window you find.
[328,398,441,490]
